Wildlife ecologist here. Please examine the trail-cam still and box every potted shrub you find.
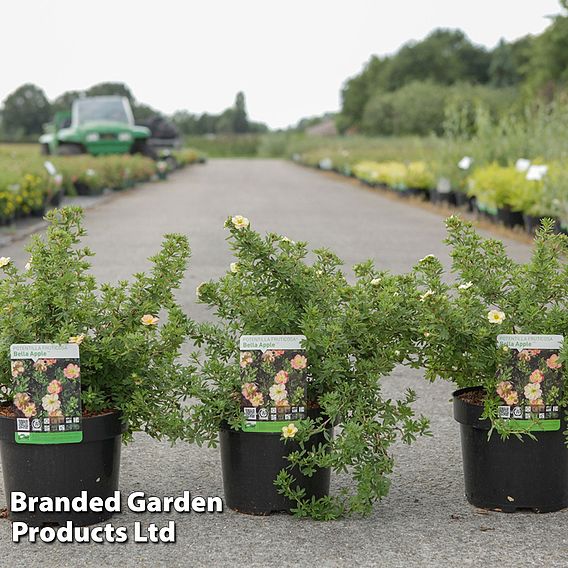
[184,216,429,519]
[404,161,435,200]
[0,207,191,526]
[156,160,169,181]
[468,164,525,228]
[413,216,568,512]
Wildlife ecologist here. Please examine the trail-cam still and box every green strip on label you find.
[508,419,560,432]
[242,422,290,433]
[15,431,83,444]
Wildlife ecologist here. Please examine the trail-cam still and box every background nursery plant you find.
[0,207,191,441]
[412,216,568,437]
[186,216,430,520]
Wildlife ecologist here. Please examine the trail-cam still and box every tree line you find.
[338,1,568,136]
[0,82,267,139]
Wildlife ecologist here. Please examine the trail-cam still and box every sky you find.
[0,0,562,129]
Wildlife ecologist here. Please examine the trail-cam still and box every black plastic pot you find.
[454,191,469,209]
[453,386,568,513]
[30,203,47,218]
[220,415,331,515]
[523,213,545,234]
[0,409,125,526]
[74,182,104,197]
[497,206,524,229]
[437,190,457,206]
[406,187,427,200]
[50,188,64,207]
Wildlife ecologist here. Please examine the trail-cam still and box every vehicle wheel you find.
[57,144,83,156]
[132,140,157,160]
[40,144,50,156]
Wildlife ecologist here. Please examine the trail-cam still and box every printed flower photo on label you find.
[496,347,563,420]
[240,348,308,422]
[11,357,82,432]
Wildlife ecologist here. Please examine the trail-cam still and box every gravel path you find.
[0,159,565,567]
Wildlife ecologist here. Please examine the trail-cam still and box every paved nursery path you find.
[0,159,564,568]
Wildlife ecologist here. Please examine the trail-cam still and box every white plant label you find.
[437,177,451,194]
[44,161,57,176]
[515,158,531,172]
[239,335,306,352]
[526,165,548,181]
[457,156,472,170]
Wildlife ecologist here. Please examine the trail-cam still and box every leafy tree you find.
[132,103,159,122]
[339,29,491,131]
[215,108,235,133]
[340,57,390,130]
[526,1,568,93]
[385,29,490,90]
[247,120,269,133]
[361,90,396,135]
[85,82,134,102]
[233,91,249,133]
[172,110,199,135]
[51,90,84,114]
[489,36,534,87]
[196,113,218,134]
[1,83,52,136]
[362,81,448,136]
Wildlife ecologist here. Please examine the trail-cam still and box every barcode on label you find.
[244,407,256,421]
[498,406,511,419]
[17,418,30,431]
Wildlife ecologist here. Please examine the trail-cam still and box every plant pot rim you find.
[453,385,565,432]
[453,385,490,430]
[0,405,126,444]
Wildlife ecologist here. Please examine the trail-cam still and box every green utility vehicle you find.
[39,96,152,156]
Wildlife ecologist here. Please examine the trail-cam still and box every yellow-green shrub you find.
[468,164,530,210]
[405,161,436,189]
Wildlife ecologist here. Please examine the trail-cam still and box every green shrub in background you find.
[362,82,447,137]
[184,134,262,158]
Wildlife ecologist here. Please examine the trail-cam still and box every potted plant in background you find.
[0,207,191,526]
[185,216,429,519]
[468,164,526,228]
[413,216,568,512]
[404,161,435,200]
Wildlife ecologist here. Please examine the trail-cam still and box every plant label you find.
[515,158,531,172]
[457,156,472,170]
[496,335,564,432]
[10,344,82,444]
[239,335,308,433]
[43,161,57,176]
[437,177,451,194]
[525,164,548,181]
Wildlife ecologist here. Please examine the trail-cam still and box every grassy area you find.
[183,134,263,157]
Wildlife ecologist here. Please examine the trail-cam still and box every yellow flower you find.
[69,334,85,345]
[230,262,239,273]
[487,310,505,324]
[371,278,381,286]
[231,215,250,230]
[141,314,159,326]
[0,257,11,268]
[282,423,298,439]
